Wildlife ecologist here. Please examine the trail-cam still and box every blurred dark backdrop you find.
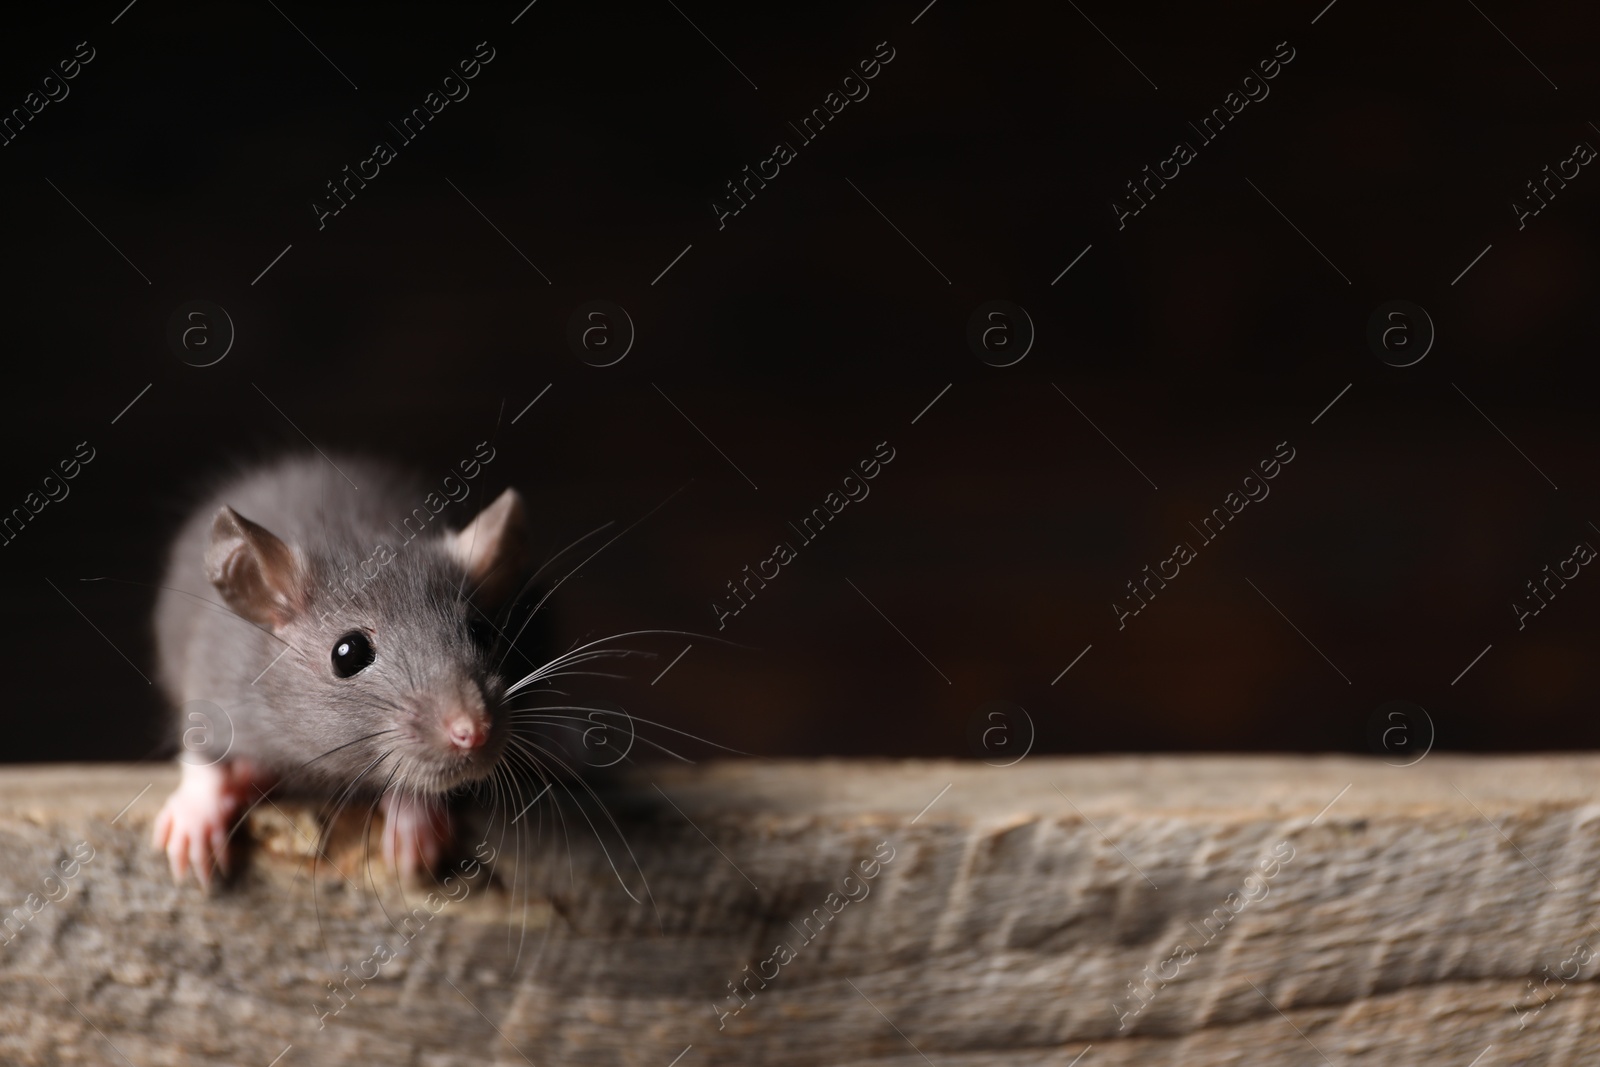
[2,0,1597,763]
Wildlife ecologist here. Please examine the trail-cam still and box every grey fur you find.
[154,455,519,800]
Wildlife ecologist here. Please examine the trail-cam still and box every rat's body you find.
[152,453,530,885]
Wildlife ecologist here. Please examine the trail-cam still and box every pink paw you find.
[381,792,452,879]
[152,762,247,887]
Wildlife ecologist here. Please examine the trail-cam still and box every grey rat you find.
[151,453,531,885]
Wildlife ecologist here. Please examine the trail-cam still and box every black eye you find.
[331,631,375,677]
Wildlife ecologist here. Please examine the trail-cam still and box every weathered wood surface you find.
[2,757,1599,1066]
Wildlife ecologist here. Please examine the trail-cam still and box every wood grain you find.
[0,757,1595,1065]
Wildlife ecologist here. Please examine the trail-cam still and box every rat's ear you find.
[205,505,307,628]
[445,487,531,608]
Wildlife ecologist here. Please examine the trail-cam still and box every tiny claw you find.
[190,832,211,890]
[211,826,230,877]
[151,761,246,888]
[167,832,189,884]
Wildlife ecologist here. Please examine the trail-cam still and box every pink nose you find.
[445,714,489,751]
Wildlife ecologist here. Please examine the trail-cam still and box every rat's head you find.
[204,488,532,796]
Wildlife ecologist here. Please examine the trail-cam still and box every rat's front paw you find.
[152,762,244,888]
[380,792,452,879]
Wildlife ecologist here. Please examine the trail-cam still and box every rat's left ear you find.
[206,505,308,629]
[445,488,531,608]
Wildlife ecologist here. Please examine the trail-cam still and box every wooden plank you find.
[0,757,1595,1065]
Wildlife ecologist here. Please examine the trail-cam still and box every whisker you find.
[310,747,396,966]
[493,521,620,671]
[509,717,693,765]
[496,481,694,671]
[506,735,656,917]
[497,755,536,969]
[77,575,302,651]
[506,705,758,758]
[502,737,577,896]
[506,629,739,696]
[494,743,566,973]
[220,728,399,855]
[359,762,408,943]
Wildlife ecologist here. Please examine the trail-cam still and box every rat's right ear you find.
[205,505,307,628]
[444,487,531,609]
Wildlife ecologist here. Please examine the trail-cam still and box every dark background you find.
[1,0,1596,763]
